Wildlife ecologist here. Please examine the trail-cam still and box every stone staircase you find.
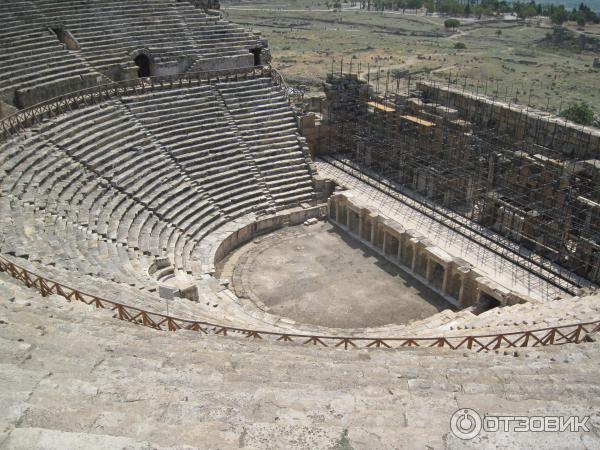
[178,1,264,69]
[120,84,274,222]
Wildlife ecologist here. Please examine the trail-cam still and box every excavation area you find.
[219,221,454,329]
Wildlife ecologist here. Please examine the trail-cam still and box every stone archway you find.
[134,53,151,78]
[131,49,154,78]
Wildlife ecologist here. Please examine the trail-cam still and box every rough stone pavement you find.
[0,273,599,449]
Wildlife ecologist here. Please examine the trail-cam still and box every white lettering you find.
[573,417,590,432]
[513,417,528,432]
[560,416,575,432]
[545,417,559,432]
[484,416,498,432]
[530,417,544,431]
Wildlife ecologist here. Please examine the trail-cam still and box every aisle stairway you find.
[120,84,273,219]
[0,4,102,107]
[216,78,315,209]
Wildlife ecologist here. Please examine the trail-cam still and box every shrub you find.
[444,19,461,30]
[560,102,594,125]
[453,42,467,49]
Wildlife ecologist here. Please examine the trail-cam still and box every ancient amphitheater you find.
[1,1,599,449]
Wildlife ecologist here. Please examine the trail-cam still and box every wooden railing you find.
[1,255,598,351]
[0,65,272,140]
[1,65,598,351]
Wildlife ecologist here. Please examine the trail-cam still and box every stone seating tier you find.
[1,271,598,449]
[0,0,266,106]
[0,78,321,333]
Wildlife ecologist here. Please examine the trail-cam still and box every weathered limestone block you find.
[0,101,18,119]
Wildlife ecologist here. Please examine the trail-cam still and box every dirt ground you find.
[225,221,454,329]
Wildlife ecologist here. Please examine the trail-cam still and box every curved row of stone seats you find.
[1,271,599,450]
[0,253,304,333]
[0,113,595,339]
[439,293,600,334]
[0,183,300,333]
[1,0,265,85]
[176,2,264,61]
[0,206,153,295]
[350,293,600,338]
[0,4,102,107]
[0,131,162,292]
[29,0,198,75]
[216,78,316,209]
[0,111,202,283]
[119,85,273,222]
[36,101,228,270]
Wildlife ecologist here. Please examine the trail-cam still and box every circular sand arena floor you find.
[219,221,455,329]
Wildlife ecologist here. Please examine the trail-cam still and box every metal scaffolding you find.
[321,62,600,296]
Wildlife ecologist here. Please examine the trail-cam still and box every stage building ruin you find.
[304,69,600,299]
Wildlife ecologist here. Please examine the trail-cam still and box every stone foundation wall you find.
[213,205,328,265]
[15,73,104,108]
[328,192,533,310]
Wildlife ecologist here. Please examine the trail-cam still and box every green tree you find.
[454,42,467,49]
[517,3,536,20]
[438,0,463,15]
[406,0,422,13]
[444,18,461,30]
[561,102,594,125]
[550,5,568,25]
[579,3,599,24]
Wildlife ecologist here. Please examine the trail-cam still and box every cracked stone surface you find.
[0,272,599,449]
